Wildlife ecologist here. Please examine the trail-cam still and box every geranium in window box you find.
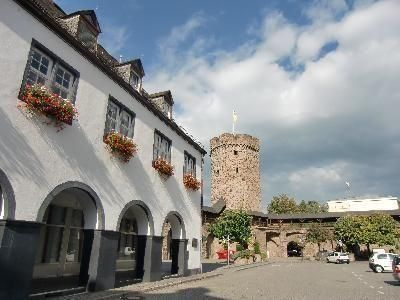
[20,84,78,129]
[104,131,137,162]
[183,173,201,191]
[153,158,174,177]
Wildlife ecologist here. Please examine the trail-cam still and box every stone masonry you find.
[210,133,261,211]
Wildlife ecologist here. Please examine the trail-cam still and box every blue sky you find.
[56,0,400,209]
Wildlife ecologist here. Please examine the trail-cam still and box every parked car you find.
[369,252,397,273]
[326,252,350,264]
[392,255,400,281]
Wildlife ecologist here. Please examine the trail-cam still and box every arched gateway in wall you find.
[31,182,105,295]
[161,211,188,276]
[114,200,155,287]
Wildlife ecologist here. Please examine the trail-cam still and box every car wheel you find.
[374,265,383,273]
[346,261,350,264]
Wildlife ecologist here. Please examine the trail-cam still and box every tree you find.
[268,195,327,214]
[209,210,252,247]
[267,194,297,214]
[306,223,331,251]
[298,200,327,214]
[334,214,399,254]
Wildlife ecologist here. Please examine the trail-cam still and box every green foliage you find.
[253,241,261,254]
[236,244,244,252]
[209,210,252,246]
[306,223,332,250]
[268,195,327,214]
[334,214,399,250]
[268,194,298,214]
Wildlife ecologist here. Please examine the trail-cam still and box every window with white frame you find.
[153,131,171,162]
[22,42,79,103]
[130,72,140,89]
[104,98,135,138]
[184,152,196,176]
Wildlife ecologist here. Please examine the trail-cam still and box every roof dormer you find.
[114,59,145,92]
[61,10,101,51]
[149,91,174,119]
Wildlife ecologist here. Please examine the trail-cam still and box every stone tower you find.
[210,133,261,211]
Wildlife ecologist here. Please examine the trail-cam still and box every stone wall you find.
[210,133,261,211]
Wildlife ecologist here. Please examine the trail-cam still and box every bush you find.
[236,244,244,252]
[253,242,261,254]
[233,249,253,260]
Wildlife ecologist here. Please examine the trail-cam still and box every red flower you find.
[21,84,78,129]
[183,173,201,190]
[104,131,137,162]
[153,158,174,177]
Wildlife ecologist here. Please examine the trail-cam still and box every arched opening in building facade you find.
[161,212,187,276]
[205,234,215,259]
[0,168,15,220]
[31,183,104,295]
[115,200,154,287]
[287,241,302,257]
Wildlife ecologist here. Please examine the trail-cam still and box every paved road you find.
[134,260,399,300]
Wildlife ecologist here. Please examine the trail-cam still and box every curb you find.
[56,261,270,299]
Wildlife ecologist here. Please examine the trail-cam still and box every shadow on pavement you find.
[120,287,225,300]
[384,280,400,286]
[202,260,227,273]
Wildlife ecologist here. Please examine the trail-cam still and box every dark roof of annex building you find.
[202,200,400,220]
[14,0,206,155]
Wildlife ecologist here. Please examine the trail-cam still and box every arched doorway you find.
[0,168,15,220]
[205,234,215,259]
[115,201,154,287]
[31,184,103,295]
[287,241,302,257]
[161,212,187,277]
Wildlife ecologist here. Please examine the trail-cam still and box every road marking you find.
[369,285,374,289]
[377,291,384,295]
[271,264,280,267]
[363,281,368,285]
[378,287,383,289]
[358,278,362,280]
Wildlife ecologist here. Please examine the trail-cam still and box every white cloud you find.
[146,0,400,207]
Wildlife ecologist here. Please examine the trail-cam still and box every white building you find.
[0,0,206,298]
[327,196,399,212]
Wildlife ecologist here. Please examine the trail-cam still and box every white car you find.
[369,252,397,273]
[326,252,350,264]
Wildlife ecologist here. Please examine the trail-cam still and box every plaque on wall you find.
[192,238,198,248]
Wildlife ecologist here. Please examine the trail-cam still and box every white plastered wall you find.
[0,0,203,270]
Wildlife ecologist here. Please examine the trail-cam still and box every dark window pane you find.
[32,51,41,62]
[41,57,49,67]
[46,205,66,225]
[66,229,83,263]
[39,65,48,74]
[42,226,64,263]
[31,59,39,70]
[71,209,84,227]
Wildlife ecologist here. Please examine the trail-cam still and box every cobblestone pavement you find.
[55,260,400,300]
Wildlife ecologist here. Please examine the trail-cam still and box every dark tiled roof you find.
[202,198,226,214]
[14,0,206,155]
[149,90,174,105]
[62,10,102,33]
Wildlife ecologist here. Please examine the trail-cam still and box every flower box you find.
[21,84,78,128]
[183,173,201,190]
[104,131,137,162]
[153,158,174,177]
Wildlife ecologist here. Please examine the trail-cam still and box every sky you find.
[56,0,400,210]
